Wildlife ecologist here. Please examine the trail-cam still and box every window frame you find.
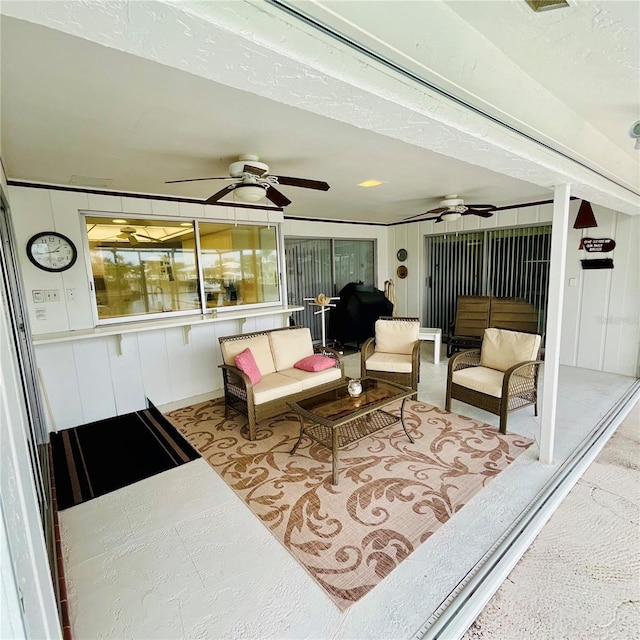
[81,211,285,326]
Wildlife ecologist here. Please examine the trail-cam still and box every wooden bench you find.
[447,296,539,357]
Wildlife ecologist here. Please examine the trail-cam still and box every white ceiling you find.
[1,0,638,224]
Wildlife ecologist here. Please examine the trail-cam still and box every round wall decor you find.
[396,248,408,262]
[396,265,408,279]
[27,232,78,272]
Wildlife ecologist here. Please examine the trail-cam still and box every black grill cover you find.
[328,283,393,346]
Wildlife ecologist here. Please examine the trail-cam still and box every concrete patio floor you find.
[58,344,639,639]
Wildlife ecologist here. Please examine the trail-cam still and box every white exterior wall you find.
[391,200,640,377]
[8,186,288,430]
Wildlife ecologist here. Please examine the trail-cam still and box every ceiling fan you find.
[166,154,330,207]
[117,227,160,245]
[404,194,497,223]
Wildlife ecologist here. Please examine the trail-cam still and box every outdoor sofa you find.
[219,326,345,440]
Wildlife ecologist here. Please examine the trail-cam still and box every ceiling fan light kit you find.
[440,212,463,222]
[233,183,267,202]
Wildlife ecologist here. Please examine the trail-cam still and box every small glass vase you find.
[348,378,362,397]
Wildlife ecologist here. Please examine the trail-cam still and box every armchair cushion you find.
[365,352,413,374]
[234,348,262,385]
[480,328,541,373]
[452,366,504,398]
[374,319,419,355]
[220,334,276,375]
[270,327,314,371]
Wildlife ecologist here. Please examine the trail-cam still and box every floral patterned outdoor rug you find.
[166,399,533,610]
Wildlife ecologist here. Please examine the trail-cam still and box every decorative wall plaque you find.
[579,238,616,253]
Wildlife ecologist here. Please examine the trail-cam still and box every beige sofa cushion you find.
[480,328,541,373]
[279,366,342,390]
[220,334,276,375]
[269,328,315,372]
[375,320,419,355]
[365,352,413,374]
[252,372,304,405]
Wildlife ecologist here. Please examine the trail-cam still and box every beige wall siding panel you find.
[137,330,173,406]
[73,338,117,424]
[150,199,180,216]
[602,213,640,376]
[49,190,94,330]
[165,327,195,402]
[34,343,82,429]
[107,334,146,415]
[121,197,153,214]
[188,323,220,397]
[86,193,122,212]
[178,201,205,219]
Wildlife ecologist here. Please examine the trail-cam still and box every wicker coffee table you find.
[290,377,416,485]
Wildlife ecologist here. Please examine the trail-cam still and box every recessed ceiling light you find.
[180,222,192,227]
[112,219,127,224]
[358,180,384,188]
[525,0,575,12]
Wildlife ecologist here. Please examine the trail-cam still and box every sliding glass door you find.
[424,225,551,336]
[285,238,375,341]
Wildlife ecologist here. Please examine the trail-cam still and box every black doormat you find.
[50,402,200,510]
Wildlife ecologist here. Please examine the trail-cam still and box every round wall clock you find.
[396,248,408,262]
[27,232,78,272]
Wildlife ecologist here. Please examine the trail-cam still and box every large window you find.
[86,216,280,322]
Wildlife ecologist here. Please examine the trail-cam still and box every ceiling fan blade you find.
[433,216,445,224]
[243,164,269,177]
[465,207,495,218]
[265,185,292,207]
[135,233,160,242]
[273,175,330,191]
[205,184,236,204]
[427,206,448,215]
[467,204,496,212]
[165,176,234,184]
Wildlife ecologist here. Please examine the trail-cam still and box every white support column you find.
[540,183,571,464]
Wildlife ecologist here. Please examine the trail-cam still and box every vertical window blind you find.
[424,225,551,337]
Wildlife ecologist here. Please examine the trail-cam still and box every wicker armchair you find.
[360,317,420,391]
[445,328,543,434]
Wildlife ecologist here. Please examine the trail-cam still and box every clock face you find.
[27,232,78,272]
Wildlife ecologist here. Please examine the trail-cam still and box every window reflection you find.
[198,223,279,307]
[86,218,198,319]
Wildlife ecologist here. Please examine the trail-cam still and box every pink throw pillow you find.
[294,354,335,372]
[234,348,262,385]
